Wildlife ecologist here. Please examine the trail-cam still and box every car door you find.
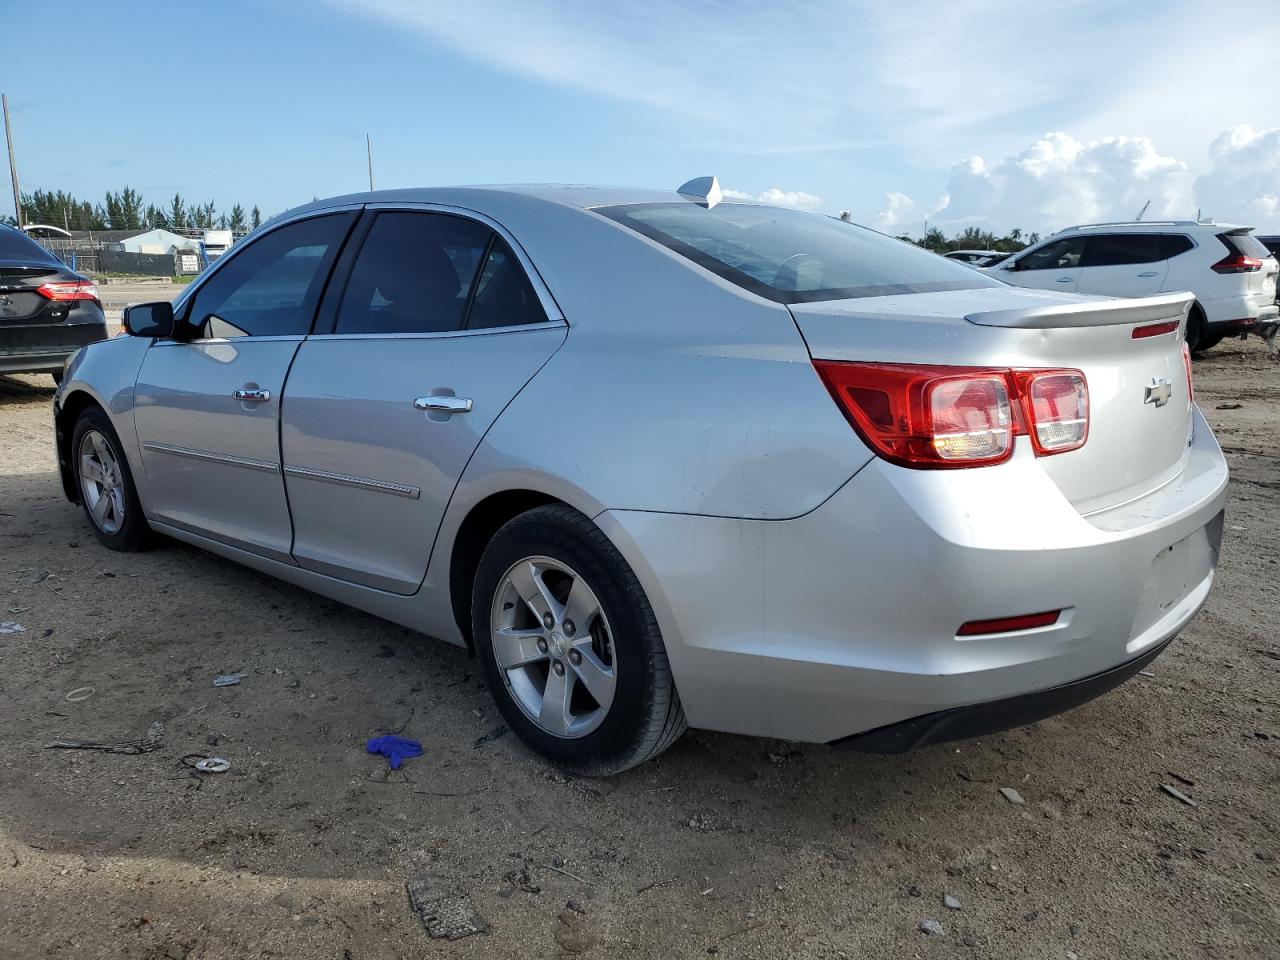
[280,207,567,594]
[1076,233,1170,297]
[999,236,1086,291]
[133,211,357,561]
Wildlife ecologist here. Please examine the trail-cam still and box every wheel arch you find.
[55,388,107,503]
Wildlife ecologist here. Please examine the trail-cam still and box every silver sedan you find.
[53,182,1227,773]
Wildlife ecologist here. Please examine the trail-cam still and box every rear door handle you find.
[414,395,473,414]
[1138,271,1159,277]
[1056,277,1075,283]
[234,388,271,402]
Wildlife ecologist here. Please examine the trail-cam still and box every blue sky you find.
[3,1,1279,234]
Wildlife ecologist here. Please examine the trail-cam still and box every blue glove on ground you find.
[366,734,423,770]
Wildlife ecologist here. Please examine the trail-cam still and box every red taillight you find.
[1210,253,1263,274]
[813,361,1088,469]
[1131,320,1179,339]
[1182,342,1194,404]
[1012,370,1089,455]
[957,610,1061,636]
[36,280,99,302]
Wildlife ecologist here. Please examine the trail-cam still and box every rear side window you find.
[1160,235,1194,259]
[1017,236,1086,270]
[595,202,999,303]
[1082,234,1166,267]
[186,213,354,338]
[467,240,548,329]
[0,225,59,263]
[335,212,491,335]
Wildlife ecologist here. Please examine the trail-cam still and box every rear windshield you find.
[1220,231,1272,260]
[594,202,1000,304]
[0,226,59,262]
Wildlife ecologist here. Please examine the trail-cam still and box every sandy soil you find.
[0,338,1277,960]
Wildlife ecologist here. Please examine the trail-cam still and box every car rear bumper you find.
[0,321,108,374]
[598,407,1228,744]
[1200,292,1278,328]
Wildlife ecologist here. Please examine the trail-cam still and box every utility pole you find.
[367,134,375,192]
[3,94,22,229]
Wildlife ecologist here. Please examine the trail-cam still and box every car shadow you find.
[0,372,57,405]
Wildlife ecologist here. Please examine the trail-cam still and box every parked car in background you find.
[0,224,108,382]
[1257,235,1280,295]
[985,221,1280,351]
[944,249,1011,268]
[53,184,1226,774]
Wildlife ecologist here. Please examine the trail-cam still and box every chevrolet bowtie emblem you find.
[1144,377,1173,407]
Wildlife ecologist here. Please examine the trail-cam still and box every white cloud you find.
[756,188,823,211]
[1194,126,1280,226]
[869,191,919,233]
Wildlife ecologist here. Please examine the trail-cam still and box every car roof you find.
[947,249,1001,255]
[1053,220,1252,235]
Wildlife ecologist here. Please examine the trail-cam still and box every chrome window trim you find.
[309,319,566,342]
[283,465,421,499]
[149,335,307,347]
[358,200,566,323]
[142,441,279,473]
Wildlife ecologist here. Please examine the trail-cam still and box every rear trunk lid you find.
[1218,230,1280,307]
[790,288,1195,516]
[0,262,66,322]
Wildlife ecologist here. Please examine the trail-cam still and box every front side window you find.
[596,202,999,304]
[1081,234,1166,267]
[185,213,354,338]
[335,212,491,335]
[1017,236,1086,271]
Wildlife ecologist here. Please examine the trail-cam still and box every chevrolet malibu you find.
[53,183,1227,774]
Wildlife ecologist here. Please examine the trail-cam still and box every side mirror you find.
[122,301,175,338]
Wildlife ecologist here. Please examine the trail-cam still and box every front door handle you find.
[1055,277,1075,283]
[414,395,473,414]
[234,388,271,402]
[1138,271,1159,277]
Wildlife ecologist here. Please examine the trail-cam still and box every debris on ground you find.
[502,864,541,895]
[194,758,230,773]
[213,673,243,687]
[46,720,164,755]
[473,724,508,749]
[999,787,1025,805]
[1160,783,1197,807]
[64,686,95,703]
[944,894,961,910]
[405,878,488,940]
[366,734,423,770]
[555,905,597,953]
[0,621,24,635]
[1167,771,1195,787]
[919,919,944,935]
[1215,402,1243,410]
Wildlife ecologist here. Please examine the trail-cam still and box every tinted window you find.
[467,240,548,329]
[0,225,58,263]
[596,203,999,304]
[1082,234,1166,267]
[1018,237,1086,271]
[1256,236,1280,257]
[1161,234,1194,259]
[335,212,491,335]
[1219,231,1272,259]
[186,213,353,338]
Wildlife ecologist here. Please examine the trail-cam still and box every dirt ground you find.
[0,336,1277,960]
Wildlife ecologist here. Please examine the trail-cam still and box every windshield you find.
[0,226,59,263]
[595,202,1000,304]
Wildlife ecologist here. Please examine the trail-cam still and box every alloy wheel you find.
[489,556,617,738]
[78,430,126,535]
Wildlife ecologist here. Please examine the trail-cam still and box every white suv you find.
[985,221,1280,351]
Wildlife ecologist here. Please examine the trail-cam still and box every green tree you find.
[250,205,261,229]
[228,203,246,233]
[168,193,187,230]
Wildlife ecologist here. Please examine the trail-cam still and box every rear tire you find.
[1186,305,1208,353]
[471,504,686,775]
[71,407,150,552]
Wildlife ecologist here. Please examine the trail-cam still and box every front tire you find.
[71,407,150,551]
[472,505,686,775]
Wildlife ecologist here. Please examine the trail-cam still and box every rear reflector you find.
[957,610,1061,636]
[813,361,1088,469]
[1182,342,1194,403]
[36,280,99,302]
[1131,320,1179,339]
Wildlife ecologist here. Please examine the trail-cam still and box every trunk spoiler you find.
[965,291,1193,329]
